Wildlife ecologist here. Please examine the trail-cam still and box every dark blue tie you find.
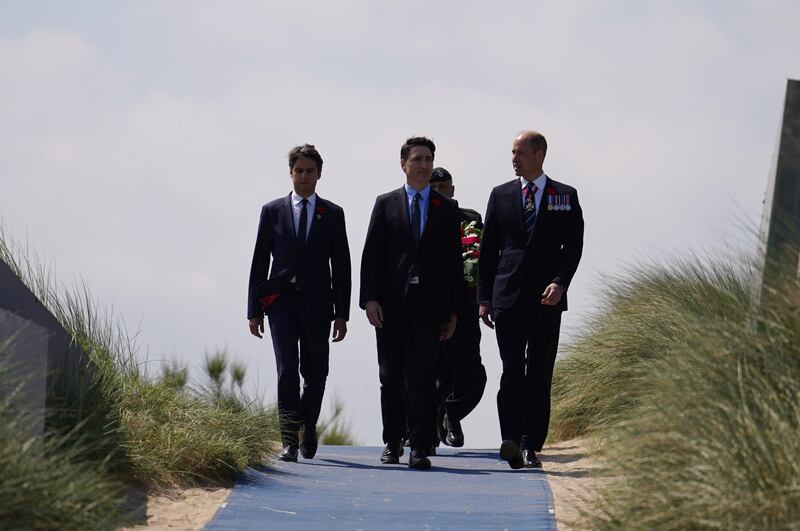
[524,183,537,233]
[298,198,308,244]
[410,192,422,242]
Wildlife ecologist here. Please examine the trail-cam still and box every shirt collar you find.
[520,173,547,190]
[291,191,317,207]
[404,184,431,201]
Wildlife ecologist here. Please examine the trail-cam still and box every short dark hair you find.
[527,132,547,158]
[400,136,436,161]
[288,144,323,172]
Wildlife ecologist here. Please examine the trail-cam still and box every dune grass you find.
[0,227,280,528]
[550,253,800,528]
[317,395,358,446]
[0,343,122,531]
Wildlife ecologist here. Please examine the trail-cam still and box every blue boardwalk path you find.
[206,445,557,530]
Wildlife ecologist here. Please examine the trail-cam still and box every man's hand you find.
[440,313,458,341]
[249,316,264,338]
[541,283,564,306]
[332,318,348,342]
[365,300,384,328]
[479,303,495,329]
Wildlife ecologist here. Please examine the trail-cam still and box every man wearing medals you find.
[477,131,584,469]
[428,167,487,450]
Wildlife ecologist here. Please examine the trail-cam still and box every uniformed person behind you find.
[429,167,487,448]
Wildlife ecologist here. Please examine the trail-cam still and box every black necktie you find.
[524,183,538,233]
[410,192,421,243]
[298,198,308,244]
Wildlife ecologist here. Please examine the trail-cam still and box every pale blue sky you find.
[2,1,798,446]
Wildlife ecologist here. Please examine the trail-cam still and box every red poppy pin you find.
[546,187,557,195]
[315,206,326,214]
[431,198,441,206]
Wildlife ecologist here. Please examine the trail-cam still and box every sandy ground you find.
[121,438,596,530]
[541,438,601,530]
[119,487,230,531]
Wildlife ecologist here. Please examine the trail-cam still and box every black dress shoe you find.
[380,442,403,464]
[408,449,431,470]
[499,439,524,470]
[278,445,298,462]
[522,449,542,468]
[300,428,318,459]
[436,409,448,446]
[445,415,464,448]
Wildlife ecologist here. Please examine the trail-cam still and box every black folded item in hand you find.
[253,273,293,311]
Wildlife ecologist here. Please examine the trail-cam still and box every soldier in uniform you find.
[429,167,487,448]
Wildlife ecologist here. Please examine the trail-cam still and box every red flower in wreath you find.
[546,187,557,195]
[315,206,326,214]
[431,198,441,206]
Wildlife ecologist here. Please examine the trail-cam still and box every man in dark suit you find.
[478,131,584,469]
[360,137,462,470]
[428,167,487,449]
[248,144,351,463]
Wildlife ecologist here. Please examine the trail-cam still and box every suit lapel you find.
[392,187,414,246]
[307,195,323,244]
[282,194,297,243]
[420,189,441,245]
[504,179,525,237]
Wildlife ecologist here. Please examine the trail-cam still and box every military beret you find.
[430,167,453,183]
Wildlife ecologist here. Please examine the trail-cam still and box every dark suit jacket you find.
[360,187,463,323]
[248,193,351,322]
[477,177,584,312]
[459,207,482,227]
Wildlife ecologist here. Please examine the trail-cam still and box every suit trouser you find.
[494,305,561,452]
[376,285,441,451]
[435,303,486,426]
[267,287,330,446]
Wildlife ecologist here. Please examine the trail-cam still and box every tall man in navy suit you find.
[360,137,462,470]
[478,131,584,469]
[248,144,351,463]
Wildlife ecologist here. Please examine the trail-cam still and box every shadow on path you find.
[318,458,492,476]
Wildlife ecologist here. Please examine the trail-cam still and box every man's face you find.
[430,180,454,198]
[512,136,544,180]
[290,157,320,197]
[401,146,434,188]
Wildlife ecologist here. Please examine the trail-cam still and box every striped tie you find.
[524,182,538,233]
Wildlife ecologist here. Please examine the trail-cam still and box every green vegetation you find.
[550,254,800,529]
[0,228,280,529]
[0,349,122,530]
[317,395,357,446]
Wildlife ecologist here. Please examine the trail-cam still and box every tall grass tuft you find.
[0,224,280,520]
[317,395,357,446]
[0,347,122,531]
[117,377,279,486]
[550,253,800,528]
